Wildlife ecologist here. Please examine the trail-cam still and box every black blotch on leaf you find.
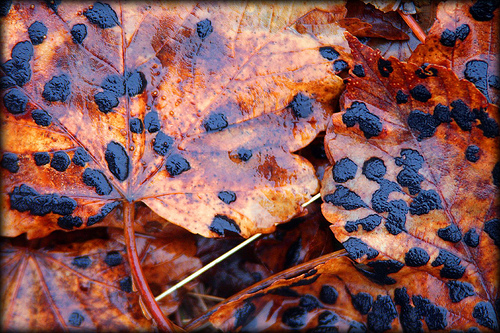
[332,157,357,183]
[267,286,300,297]
[333,60,349,73]
[104,251,123,267]
[3,58,31,86]
[57,215,83,230]
[72,147,90,167]
[410,84,432,102]
[235,302,255,328]
[324,185,367,210]
[320,285,338,305]
[377,58,393,77]
[165,154,191,176]
[209,215,240,236]
[282,307,307,328]
[464,60,490,100]
[342,237,379,260]
[456,24,470,40]
[362,157,386,181]
[129,118,143,134]
[52,196,77,216]
[82,168,113,195]
[0,76,16,89]
[3,88,28,114]
[474,108,499,138]
[394,288,423,333]
[71,24,87,44]
[237,148,252,161]
[404,247,430,267]
[364,260,404,285]
[450,99,476,131]
[447,281,475,303]
[144,111,160,133]
[352,293,373,315]
[153,131,173,156]
[102,74,125,96]
[119,276,132,293]
[196,19,213,40]
[284,237,302,269]
[1,152,19,173]
[218,191,236,204]
[464,228,480,247]
[469,0,499,21]
[204,113,228,132]
[367,295,398,333]
[28,21,47,45]
[72,256,91,269]
[352,64,365,77]
[50,151,71,172]
[34,152,50,166]
[342,101,382,139]
[465,145,480,162]
[409,190,441,215]
[43,74,71,102]
[105,141,129,181]
[300,294,321,311]
[84,2,119,28]
[438,224,462,243]
[319,46,340,61]
[412,295,448,330]
[415,64,438,78]
[345,214,382,232]
[431,249,466,279]
[94,91,118,113]
[396,90,408,104]
[473,301,499,330]
[484,218,499,247]
[87,201,120,226]
[8,184,38,212]
[318,310,338,326]
[290,93,313,118]
[440,29,456,47]
[407,109,441,140]
[31,109,52,127]
[68,311,84,327]
[349,321,366,333]
[434,103,452,123]
[125,71,147,97]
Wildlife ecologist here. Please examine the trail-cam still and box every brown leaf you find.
[409,0,499,104]
[1,2,347,239]
[321,34,499,330]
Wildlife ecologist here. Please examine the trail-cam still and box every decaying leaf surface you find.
[209,252,496,332]
[1,1,348,240]
[321,34,499,330]
[409,0,499,104]
[1,226,201,331]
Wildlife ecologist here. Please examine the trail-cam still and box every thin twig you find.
[189,292,226,302]
[397,9,426,43]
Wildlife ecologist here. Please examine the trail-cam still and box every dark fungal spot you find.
[410,84,432,102]
[438,224,462,243]
[396,90,408,104]
[345,214,382,233]
[165,154,191,176]
[3,88,28,114]
[319,46,339,61]
[203,113,228,132]
[234,302,255,328]
[12,41,33,63]
[489,75,500,89]
[290,93,313,118]
[473,301,498,330]
[352,293,373,315]
[152,131,173,156]
[282,306,307,328]
[377,58,393,77]
[395,148,424,195]
[367,259,404,277]
[484,218,500,247]
[8,184,37,212]
[333,60,349,73]
[267,286,300,297]
[125,71,146,97]
[31,109,52,127]
[102,74,125,96]
[72,256,91,269]
[94,91,118,113]
[409,189,441,215]
[431,249,466,279]
[119,276,132,292]
[1,152,19,173]
[3,58,31,86]
[68,311,84,327]
[342,237,378,260]
[290,274,320,287]
[0,76,16,89]
[43,74,71,102]
[469,0,499,21]
[57,215,83,230]
[87,201,120,226]
[196,18,213,40]
[412,295,448,330]
[434,104,452,123]
[324,185,367,210]
[349,321,366,333]
[456,24,470,40]
[464,60,490,99]
[28,21,47,45]
[404,247,430,267]
[318,310,338,326]
[300,294,321,311]
[285,237,302,269]
[72,147,90,167]
[44,0,61,12]
[342,101,382,139]
[385,199,409,235]
[84,2,119,28]
[52,196,77,216]
[332,157,357,183]
[465,145,480,162]
[27,194,56,216]
[450,99,476,131]
[237,147,252,161]
[104,251,123,267]
[71,23,87,44]
[144,111,160,133]
[440,29,456,47]
[493,162,500,186]
[82,168,113,195]
[218,191,236,204]
[34,152,50,166]
[415,64,438,79]
[304,269,317,278]
[370,179,403,213]
[447,281,475,303]
[50,151,71,172]
[362,157,386,181]
[209,215,240,236]
[352,64,365,77]
[367,295,398,333]
[408,109,441,140]
[473,107,499,138]
[129,118,143,134]
[320,285,338,305]
[105,141,129,181]
[464,228,480,247]
[0,0,11,16]
[394,288,423,333]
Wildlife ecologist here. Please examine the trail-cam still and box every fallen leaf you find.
[321,33,499,330]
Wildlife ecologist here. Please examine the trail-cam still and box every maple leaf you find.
[320,33,499,330]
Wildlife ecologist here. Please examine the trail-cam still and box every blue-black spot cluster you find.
[352,292,373,315]
[119,276,132,292]
[9,184,77,216]
[144,111,160,133]
[342,101,382,139]
[203,112,228,132]
[324,185,367,210]
[50,151,71,172]
[1,152,19,173]
[43,74,71,102]
[3,41,34,87]
[196,19,213,40]
[105,141,129,181]
[31,109,52,126]
[446,280,475,303]
[332,157,357,183]
[289,93,313,118]
[352,64,365,77]
[209,214,240,236]
[68,311,84,327]
[319,46,340,61]
[3,88,28,114]
[234,302,256,328]
[87,201,120,226]
[431,249,466,279]
[437,224,462,243]
[94,71,146,113]
[469,0,499,21]
[378,58,393,77]
[394,288,423,332]
[404,247,430,267]
[71,24,87,44]
[367,295,398,332]
[28,21,47,45]
[395,149,424,195]
[152,131,173,156]
[84,2,119,29]
[165,154,191,176]
[412,295,448,330]
[484,218,499,247]
[465,145,480,162]
[440,23,470,47]
[360,259,404,285]
[237,147,252,162]
[72,255,92,269]
[218,190,236,204]
[72,147,91,167]
[342,237,379,260]
[472,301,498,330]
[464,60,490,101]
[82,168,113,195]
[104,251,122,267]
